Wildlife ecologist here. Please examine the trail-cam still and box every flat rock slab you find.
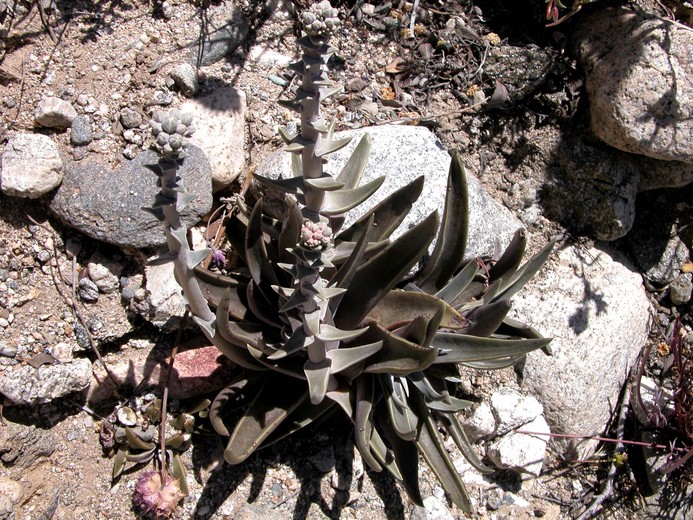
[1,133,64,198]
[0,358,92,405]
[182,87,246,190]
[511,244,650,455]
[258,125,523,261]
[574,9,693,164]
[50,145,212,249]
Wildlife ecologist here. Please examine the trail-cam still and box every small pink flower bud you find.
[133,470,185,519]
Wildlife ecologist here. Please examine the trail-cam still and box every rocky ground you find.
[1,0,692,519]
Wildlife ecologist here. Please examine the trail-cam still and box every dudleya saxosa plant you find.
[146,1,554,512]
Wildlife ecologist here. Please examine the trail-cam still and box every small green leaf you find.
[412,388,472,512]
[432,334,551,364]
[491,238,555,303]
[417,153,469,292]
[335,134,371,189]
[488,228,526,281]
[225,378,308,464]
[315,136,352,158]
[335,212,438,330]
[112,446,128,480]
[171,453,190,496]
[327,341,383,374]
[354,375,381,471]
[367,291,463,330]
[337,176,424,243]
[305,359,332,404]
[439,412,495,475]
[435,259,479,304]
[321,177,386,216]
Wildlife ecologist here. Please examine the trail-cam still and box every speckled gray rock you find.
[0,358,92,405]
[70,115,93,146]
[669,273,692,305]
[542,134,639,240]
[141,257,186,328]
[257,125,523,261]
[119,107,143,129]
[35,96,77,129]
[626,194,690,285]
[0,422,57,468]
[483,44,555,102]
[182,87,246,190]
[170,63,199,97]
[50,145,212,248]
[87,250,123,294]
[0,133,63,198]
[574,9,693,164]
[638,157,693,191]
[511,245,650,455]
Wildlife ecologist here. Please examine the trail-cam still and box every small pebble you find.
[71,115,93,145]
[78,278,99,302]
[0,341,17,357]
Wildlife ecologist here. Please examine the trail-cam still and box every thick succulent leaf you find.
[319,86,342,100]
[461,356,526,370]
[260,395,336,448]
[367,291,464,331]
[305,359,332,404]
[245,200,278,288]
[291,153,303,178]
[354,375,382,471]
[488,228,526,281]
[210,376,253,437]
[125,427,156,451]
[112,446,128,479]
[369,426,403,480]
[246,282,283,329]
[267,327,312,360]
[424,396,474,412]
[393,315,431,347]
[317,324,368,342]
[327,341,383,374]
[412,389,472,512]
[247,343,308,379]
[438,412,495,475]
[279,198,302,264]
[225,378,308,464]
[335,134,371,189]
[329,238,389,264]
[304,176,345,191]
[252,173,306,195]
[171,453,189,496]
[381,376,418,441]
[337,176,424,243]
[459,300,512,336]
[416,153,469,292]
[315,135,352,157]
[277,98,302,113]
[321,177,386,216]
[216,289,268,348]
[335,212,438,330]
[435,259,479,305]
[193,316,267,371]
[329,214,373,302]
[124,448,156,464]
[377,401,423,506]
[432,334,551,364]
[490,238,555,303]
[358,322,439,375]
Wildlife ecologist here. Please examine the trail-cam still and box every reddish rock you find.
[87,340,237,405]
